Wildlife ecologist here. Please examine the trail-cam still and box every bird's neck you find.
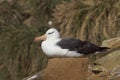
[46,37,61,41]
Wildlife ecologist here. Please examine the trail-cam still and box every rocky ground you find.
[23,37,120,80]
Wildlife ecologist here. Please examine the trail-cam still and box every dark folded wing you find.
[57,38,86,51]
[57,38,109,55]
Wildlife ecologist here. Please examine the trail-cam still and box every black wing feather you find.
[57,38,86,51]
[57,38,109,55]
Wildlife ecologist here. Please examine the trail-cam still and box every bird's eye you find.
[48,31,54,34]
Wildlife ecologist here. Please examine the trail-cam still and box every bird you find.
[34,28,109,57]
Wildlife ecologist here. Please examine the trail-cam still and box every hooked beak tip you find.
[34,34,46,42]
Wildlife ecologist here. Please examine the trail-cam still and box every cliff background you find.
[0,0,120,80]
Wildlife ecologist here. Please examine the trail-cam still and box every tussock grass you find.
[53,0,120,45]
[0,25,47,80]
[0,0,71,79]
[0,0,51,80]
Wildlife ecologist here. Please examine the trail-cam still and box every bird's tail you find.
[99,47,110,51]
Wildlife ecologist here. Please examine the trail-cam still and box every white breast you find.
[41,39,68,57]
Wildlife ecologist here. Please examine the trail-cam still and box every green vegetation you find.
[0,24,47,80]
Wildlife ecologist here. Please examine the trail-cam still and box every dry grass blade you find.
[53,0,120,45]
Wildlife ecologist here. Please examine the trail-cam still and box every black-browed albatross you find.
[34,28,109,57]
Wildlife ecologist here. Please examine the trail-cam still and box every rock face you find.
[102,37,120,48]
[88,72,111,80]
[93,48,120,79]
[90,37,120,80]
[95,49,120,71]
[43,58,90,80]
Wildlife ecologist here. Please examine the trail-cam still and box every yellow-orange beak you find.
[34,34,47,42]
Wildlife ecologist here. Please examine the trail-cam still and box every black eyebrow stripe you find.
[48,31,54,34]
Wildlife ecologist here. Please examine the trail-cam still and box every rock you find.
[43,57,91,80]
[89,37,120,80]
[90,47,120,80]
[102,37,120,48]
[111,64,120,76]
[110,75,120,80]
[110,64,120,80]
[95,48,120,71]
[87,71,111,80]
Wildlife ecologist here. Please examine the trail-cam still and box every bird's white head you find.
[34,28,60,42]
[46,28,60,40]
